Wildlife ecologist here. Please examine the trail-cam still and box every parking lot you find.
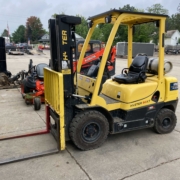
[0,51,180,180]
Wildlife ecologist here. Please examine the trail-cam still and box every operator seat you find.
[86,62,100,77]
[22,63,49,92]
[36,63,49,79]
[86,46,114,77]
[113,55,148,84]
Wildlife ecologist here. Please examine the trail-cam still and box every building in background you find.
[3,37,10,44]
[165,30,180,46]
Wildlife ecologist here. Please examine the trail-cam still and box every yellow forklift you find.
[1,10,178,165]
[44,10,178,151]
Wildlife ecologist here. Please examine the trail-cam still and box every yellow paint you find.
[101,79,158,103]
[62,69,71,74]
[128,24,133,67]
[62,30,67,45]
[44,68,65,150]
[63,52,68,60]
[164,76,178,102]
[76,12,168,108]
[76,74,96,94]
[44,10,178,149]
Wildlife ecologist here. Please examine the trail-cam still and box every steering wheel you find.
[28,59,36,74]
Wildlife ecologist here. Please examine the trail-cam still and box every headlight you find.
[105,15,111,23]
[87,21,93,28]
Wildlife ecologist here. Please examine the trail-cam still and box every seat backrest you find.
[129,56,148,73]
[36,63,49,79]
[86,62,100,77]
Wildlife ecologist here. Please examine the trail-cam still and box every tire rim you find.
[162,118,171,128]
[82,122,101,143]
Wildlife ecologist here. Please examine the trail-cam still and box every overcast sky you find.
[0,0,180,38]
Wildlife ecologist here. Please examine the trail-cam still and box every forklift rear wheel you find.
[154,108,177,134]
[34,97,41,111]
[69,110,109,150]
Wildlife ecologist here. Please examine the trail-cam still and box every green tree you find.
[51,12,65,18]
[91,27,103,40]
[99,24,113,43]
[1,29,9,37]
[151,32,159,45]
[75,15,89,39]
[119,4,137,11]
[165,17,174,31]
[169,13,180,31]
[12,25,26,43]
[95,4,138,45]
[146,4,168,44]
[146,3,168,15]
[113,4,137,44]
[133,24,151,42]
[25,16,45,43]
[52,13,58,18]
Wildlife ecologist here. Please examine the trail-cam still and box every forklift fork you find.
[0,105,60,165]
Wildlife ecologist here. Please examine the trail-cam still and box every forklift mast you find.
[48,19,57,71]
[0,37,12,77]
[49,15,81,94]
[47,15,81,148]
[0,37,7,73]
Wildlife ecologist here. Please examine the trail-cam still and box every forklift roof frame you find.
[77,9,168,106]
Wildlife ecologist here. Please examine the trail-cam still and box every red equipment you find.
[21,43,116,111]
[73,46,116,75]
[21,61,48,110]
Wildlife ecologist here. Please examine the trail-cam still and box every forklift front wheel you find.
[154,108,177,134]
[34,97,41,111]
[69,110,109,150]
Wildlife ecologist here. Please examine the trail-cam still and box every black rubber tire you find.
[21,79,31,94]
[34,97,41,111]
[69,110,109,150]
[154,108,177,134]
[25,100,30,105]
